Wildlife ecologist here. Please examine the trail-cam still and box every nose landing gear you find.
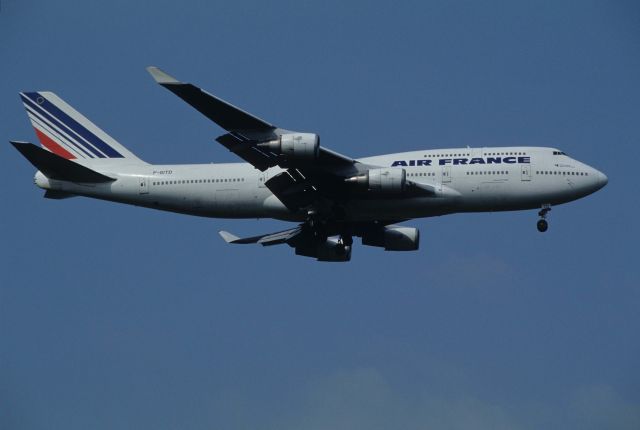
[537,204,551,232]
[537,219,548,233]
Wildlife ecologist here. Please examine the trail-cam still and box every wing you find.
[147,66,356,172]
[218,227,352,262]
[146,67,444,214]
[217,220,415,262]
[219,227,302,246]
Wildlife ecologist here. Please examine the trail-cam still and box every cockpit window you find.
[553,151,567,155]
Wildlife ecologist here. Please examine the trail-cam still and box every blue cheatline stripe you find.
[23,96,99,158]
[21,93,105,158]
[26,106,95,158]
[22,92,124,158]
[25,105,96,158]
[27,111,89,158]
[21,93,114,158]
[21,94,102,158]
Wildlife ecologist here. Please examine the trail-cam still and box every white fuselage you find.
[34,146,607,222]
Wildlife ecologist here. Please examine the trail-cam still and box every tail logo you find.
[21,92,124,160]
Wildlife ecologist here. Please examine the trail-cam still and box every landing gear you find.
[341,235,353,246]
[307,219,327,242]
[537,204,551,233]
[334,233,353,256]
[537,219,548,233]
[305,209,353,246]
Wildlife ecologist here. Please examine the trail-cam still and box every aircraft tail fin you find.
[10,141,115,183]
[19,91,146,165]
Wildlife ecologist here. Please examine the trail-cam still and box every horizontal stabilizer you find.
[147,66,275,132]
[11,141,115,183]
[44,190,76,199]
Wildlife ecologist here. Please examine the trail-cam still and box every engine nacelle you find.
[346,168,406,193]
[259,133,320,160]
[362,226,420,251]
[295,237,352,262]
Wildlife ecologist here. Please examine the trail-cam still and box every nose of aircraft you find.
[589,168,608,192]
[596,169,608,189]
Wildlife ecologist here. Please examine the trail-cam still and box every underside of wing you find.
[219,226,302,246]
[217,220,421,262]
[218,226,351,262]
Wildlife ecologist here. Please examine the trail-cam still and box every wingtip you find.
[218,230,240,243]
[146,66,180,84]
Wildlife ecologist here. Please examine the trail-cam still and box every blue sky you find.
[1,1,638,429]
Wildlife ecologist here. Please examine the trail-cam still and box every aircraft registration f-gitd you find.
[11,67,607,261]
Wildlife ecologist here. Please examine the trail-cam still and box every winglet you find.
[146,66,180,85]
[219,230,241,243]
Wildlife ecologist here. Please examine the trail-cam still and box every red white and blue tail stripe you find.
[20,91,142,162]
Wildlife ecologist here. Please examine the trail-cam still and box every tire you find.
[537,219,548,233]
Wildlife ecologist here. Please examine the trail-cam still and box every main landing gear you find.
[340,235,353,246]
[304,209,353,253]
[537,204,551,233]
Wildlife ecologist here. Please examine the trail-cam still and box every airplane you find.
[11,67,608,262]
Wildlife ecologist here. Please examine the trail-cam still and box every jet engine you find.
[345,168,406,193]
[258,133,320,160]
[295,237,352,262]
[362,226,420,251]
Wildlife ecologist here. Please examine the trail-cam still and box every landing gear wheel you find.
[341,235,353,246]
[313,227,328,242]
[537,219,548,233]
[536,204,551,233]
[305,212,328,242]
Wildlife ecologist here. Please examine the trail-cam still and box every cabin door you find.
[259,171,269,188]
[441,166,452,183]
[138,177,149,194]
